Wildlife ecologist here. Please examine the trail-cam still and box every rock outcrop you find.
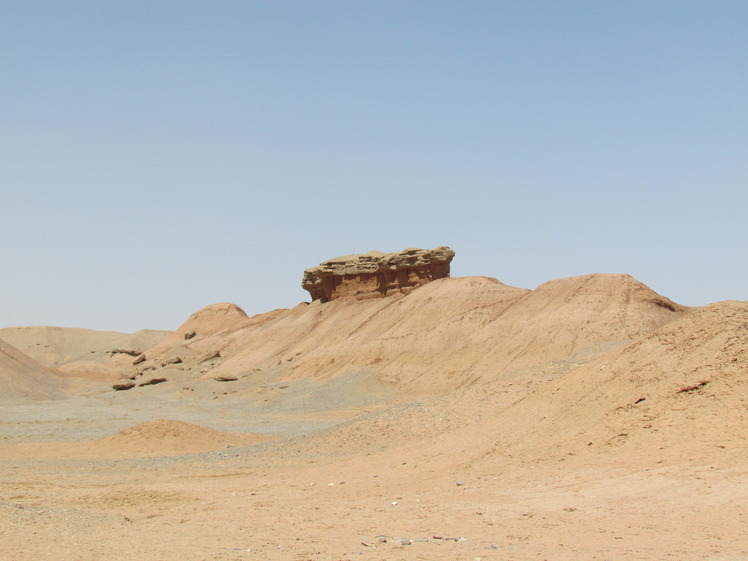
[302,246,455,302]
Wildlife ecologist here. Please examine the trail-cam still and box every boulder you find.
[110,349,141,357]
[302,246,455,302]
[161,356,183,366]
[199,350,221,362]
[139,377,167,387]
[112,381,136,391]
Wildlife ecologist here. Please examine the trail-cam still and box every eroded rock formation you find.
[302,246,455,302]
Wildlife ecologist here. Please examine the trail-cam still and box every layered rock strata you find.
[302,246,455,302]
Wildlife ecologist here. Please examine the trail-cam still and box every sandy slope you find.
[0,274,745,561]
[474,299,748,467]
[0,338,66,402]
[123,274,684,397]
[0,325,170,382]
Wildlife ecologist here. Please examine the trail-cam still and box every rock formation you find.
[302,246,455,302]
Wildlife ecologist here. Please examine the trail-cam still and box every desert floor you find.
[1,278,746,560]
[1,379,746,561]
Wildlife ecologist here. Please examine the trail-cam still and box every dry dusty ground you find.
[1,380,746,561]
[1,275,746,561]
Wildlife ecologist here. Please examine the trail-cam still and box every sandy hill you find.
[0,325,170,382]
[0,272,692,414]
[235,296,746,497]
[0,337,67,402]
[473,298,748,466]
[124,273,685,398]
[326,297,746,473]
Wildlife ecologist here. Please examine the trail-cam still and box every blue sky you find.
[2,1,746,332]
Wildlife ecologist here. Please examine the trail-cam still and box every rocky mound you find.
[122,303,287,383]
[135,302,252,363]
[302,246,455,301]
[174,302,251,339]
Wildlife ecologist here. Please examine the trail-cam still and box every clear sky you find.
[2,1,746,333]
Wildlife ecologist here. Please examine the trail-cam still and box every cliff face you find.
[302,246,455,302]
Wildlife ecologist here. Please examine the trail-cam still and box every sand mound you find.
[0,419,272,460]
[0,338,67,402]
[103,419,265,449]
[176,302,250,336]
[126,304,288,382]
[167,302,248,342]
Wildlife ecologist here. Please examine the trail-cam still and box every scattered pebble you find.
[370,534,470,546]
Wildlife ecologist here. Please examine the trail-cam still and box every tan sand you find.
[0,274,745,561]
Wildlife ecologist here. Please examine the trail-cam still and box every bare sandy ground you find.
[1,275,746,561]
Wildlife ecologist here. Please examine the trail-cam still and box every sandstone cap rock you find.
[302,246,455,302]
